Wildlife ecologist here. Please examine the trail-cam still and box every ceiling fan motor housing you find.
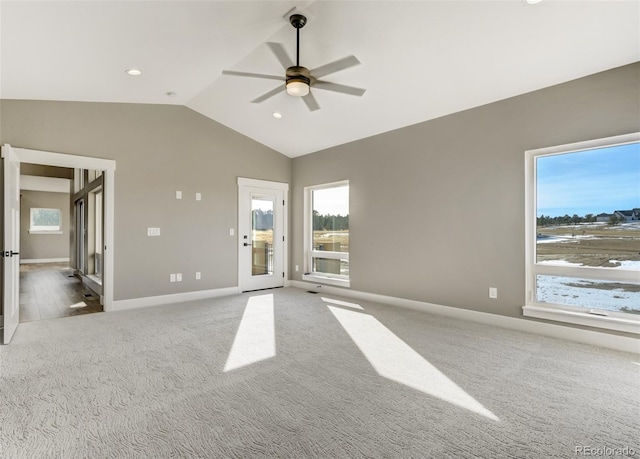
[286,66,311,85]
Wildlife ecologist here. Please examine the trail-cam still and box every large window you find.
[524,133,640,333]
[303,181,349,287]
[29,208,62,233]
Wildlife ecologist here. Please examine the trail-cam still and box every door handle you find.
[2,251,19,257]
[243,243,252,247]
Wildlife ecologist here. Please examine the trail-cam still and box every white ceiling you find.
[2,1,639,158]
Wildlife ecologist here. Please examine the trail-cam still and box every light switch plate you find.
[196,192,202,201]
[147,227,160,236]
[176,190,182,199]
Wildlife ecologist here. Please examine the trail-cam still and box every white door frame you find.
[2,145,21,343]
[4,146,116,312]
[237,177,288,292]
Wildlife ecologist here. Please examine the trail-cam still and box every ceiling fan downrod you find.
[289,14,307,67]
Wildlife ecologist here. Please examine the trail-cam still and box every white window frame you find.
[523,132,640,334]
[29,207,62,234]
[303,180,350,288]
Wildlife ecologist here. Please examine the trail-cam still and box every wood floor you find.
[19,262,103,323]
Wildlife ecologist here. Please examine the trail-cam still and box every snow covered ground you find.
[535,222,640,313]
[537,275,639,313]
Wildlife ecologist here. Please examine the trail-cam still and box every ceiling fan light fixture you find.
[286,78,310,97]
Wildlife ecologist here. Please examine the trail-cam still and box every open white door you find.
[2,144,21,344]
[238,178,288,292]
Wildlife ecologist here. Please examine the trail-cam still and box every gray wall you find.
[20,190,70,261]
[291,63,640,327]
[1,63,638,336]
[1,101,292,301]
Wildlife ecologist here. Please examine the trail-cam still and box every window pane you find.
[536,275,640,315]
[536,144,640,270]
[30,208,61,231]
[312,186,349,253]
[252,197,273,276]
[313,257,349,277]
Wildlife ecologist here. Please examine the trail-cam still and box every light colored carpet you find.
[1,287,638,458]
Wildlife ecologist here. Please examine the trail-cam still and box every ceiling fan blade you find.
[302,91,320,112]
[222,70,284,81]
[251,85,286,104]
[310,55,361,79]
[266,42,294,70]
[313,81,366,97]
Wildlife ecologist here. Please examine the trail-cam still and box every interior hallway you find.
[19,262,102,323]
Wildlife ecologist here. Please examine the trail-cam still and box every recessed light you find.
[125,68,142,76]
[272,112,283,119]
[525,0,543,4]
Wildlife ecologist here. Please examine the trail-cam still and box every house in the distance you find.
[614,209,640,222]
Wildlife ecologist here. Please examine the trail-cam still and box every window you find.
[303,181,350,287]
[29,208,62,233]
[524,133,640,333]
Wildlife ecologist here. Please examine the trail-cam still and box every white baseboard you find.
[290,281,640,354]
[110,286,240,312]
[20,258,70,264]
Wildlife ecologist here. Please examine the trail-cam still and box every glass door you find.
[76,199,85,274]
[238,179,287,292]
[250,196,275,277]
[94,190,103,280]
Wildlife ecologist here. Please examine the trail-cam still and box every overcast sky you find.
[313,185,349,215]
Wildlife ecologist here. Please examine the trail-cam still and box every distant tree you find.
[584,213,595,223]
[571,214,582,225]
[313,210,348,231]
[608,214,622,226]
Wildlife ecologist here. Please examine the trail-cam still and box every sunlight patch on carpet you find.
[327,304,499,421]
[224,294,275,372]
[322,297,364,310]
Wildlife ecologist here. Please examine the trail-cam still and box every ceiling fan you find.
[222,13,366,112]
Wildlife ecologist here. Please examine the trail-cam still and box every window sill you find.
[302,274,350,288]
[523,304,640,335]
[28,230,63,235]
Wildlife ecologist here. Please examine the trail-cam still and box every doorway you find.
[238,178,288,292]
[19,163,104,322]
[2,145,116,344]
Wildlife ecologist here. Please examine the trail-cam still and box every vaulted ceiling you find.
[1,1,638,157]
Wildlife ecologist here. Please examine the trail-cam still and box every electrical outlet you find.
[295,265,299,272]
[176,190,182,200]
[196,192,202,201]
[196,272,201,280]
[170,273,176,282]
[176,273,182,282]
[229,228,235,236]
[147,227,160,236]
[489,287,498,299]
